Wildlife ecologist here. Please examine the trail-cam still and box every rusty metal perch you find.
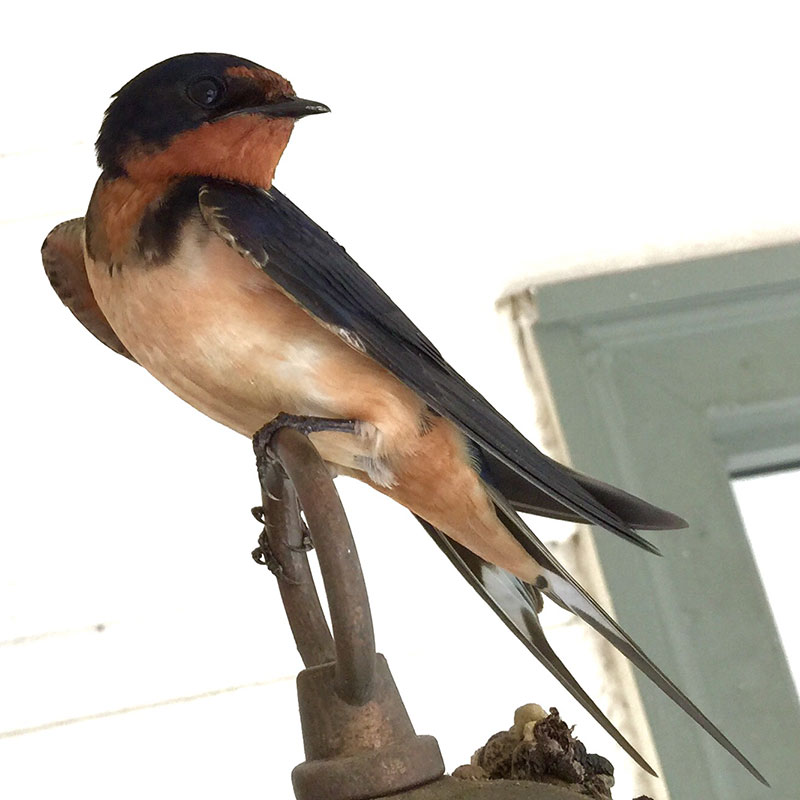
[254,426,444,800]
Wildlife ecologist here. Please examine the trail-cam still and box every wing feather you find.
[41,218,135,361]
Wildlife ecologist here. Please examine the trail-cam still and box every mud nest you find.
[452,704,653,800]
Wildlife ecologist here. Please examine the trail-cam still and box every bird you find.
[41,52,766,785]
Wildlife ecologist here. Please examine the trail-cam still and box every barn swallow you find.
[42,52,766,784]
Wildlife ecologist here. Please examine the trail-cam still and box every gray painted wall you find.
[508,245,800,798]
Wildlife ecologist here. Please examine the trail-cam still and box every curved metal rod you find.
[259,455,336,668]
[269,427,377,706]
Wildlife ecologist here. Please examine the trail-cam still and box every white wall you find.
[2,3,798,799]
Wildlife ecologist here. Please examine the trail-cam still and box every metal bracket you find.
[255,426,445,800]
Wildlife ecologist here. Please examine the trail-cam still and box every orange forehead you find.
[225,65,294,101]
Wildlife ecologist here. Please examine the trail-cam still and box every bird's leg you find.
[251,413,358,574]
[253,412,358,455]
[252,411,357,485]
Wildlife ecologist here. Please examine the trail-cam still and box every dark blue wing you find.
[198,179,683,551]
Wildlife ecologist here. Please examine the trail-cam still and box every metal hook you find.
[254,422,445,799]
[267,427,376,705]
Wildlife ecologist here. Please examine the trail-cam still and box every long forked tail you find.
[416,496,769,787]
[415,515,658,777]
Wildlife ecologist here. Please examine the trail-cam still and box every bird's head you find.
[96,53,329,188]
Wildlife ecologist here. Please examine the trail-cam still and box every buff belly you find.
[83,228,426,477]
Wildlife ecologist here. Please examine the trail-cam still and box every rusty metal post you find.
[256,427,445,800]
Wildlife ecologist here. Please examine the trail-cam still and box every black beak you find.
[259,97,330,119]
[215,97,330,123]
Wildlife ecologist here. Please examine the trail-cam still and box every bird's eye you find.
[187,76,226,108]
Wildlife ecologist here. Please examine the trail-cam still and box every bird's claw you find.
[253,505,314,553]
[251,528,284,577]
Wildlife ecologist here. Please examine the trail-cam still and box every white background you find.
[2,3,799,799]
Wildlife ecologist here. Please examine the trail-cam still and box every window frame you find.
[504,243,800,798]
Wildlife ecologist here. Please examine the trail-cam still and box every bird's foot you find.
[251,505,314,553]
[252,413,357,473]
[253,412,357,453]
[251,525,284,576]
[251,414,346,575]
